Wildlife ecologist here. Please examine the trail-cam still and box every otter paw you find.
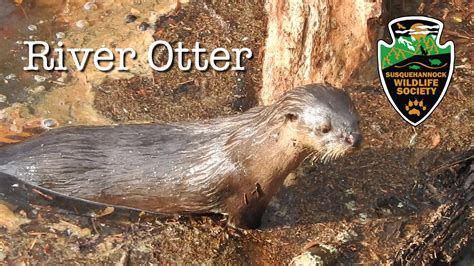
[405,99,427,116]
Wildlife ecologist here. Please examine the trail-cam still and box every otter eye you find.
[320,122,332,134]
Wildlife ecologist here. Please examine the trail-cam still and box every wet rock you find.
[138,22,150,31]
[125,14,138,24]
[41,118,58,129]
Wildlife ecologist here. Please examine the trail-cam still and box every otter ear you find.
[284,112,299,122]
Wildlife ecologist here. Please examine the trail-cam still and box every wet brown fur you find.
[0,84,361,228]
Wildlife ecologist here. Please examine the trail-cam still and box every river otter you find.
[0,84,361,229]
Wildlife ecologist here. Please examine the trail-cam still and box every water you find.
[0,0,69,108]
[0,0,183,126]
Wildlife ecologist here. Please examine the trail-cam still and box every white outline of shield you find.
[377,16,455,127]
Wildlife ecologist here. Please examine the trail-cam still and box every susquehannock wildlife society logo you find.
[378,16,454,126]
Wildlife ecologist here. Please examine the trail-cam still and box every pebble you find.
[290,252,323,266]
[83,2,97,11]
[27,24,37,31]
[33,75,47,82]
[358,213,368,223]
[56,32,65,39]
[138,22,150,31]
[30,85,46,94]
[76,20,89,29]
[0,94,6,103]
[125,14,138,23]
[41,119,58,129]
[5,74,16,80]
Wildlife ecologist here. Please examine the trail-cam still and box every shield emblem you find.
[378,16,454,126]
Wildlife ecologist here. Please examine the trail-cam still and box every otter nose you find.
[345,132,362,147]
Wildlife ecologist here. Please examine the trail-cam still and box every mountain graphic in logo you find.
[378,16,454,126]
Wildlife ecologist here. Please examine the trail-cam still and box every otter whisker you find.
[302,150,317,164]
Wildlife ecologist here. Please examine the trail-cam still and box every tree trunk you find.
[260,0,382,104]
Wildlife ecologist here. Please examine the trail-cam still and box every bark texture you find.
[261,0,382,104]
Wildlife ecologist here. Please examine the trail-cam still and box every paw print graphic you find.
[405,99,427,116]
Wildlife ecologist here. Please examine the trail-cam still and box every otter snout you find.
[345,132,363,148]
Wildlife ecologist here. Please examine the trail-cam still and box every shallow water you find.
[0,0,183,125]
[0,0,68,108]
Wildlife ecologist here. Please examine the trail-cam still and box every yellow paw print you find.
[405,99,427,116]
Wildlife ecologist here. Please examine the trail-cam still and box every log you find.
[260,0,382,104]
[395,150,473,264]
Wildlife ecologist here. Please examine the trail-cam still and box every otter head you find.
[278,84,362,161]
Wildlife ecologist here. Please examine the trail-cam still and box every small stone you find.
[33,75,47,82]
[56,32,65,39]
[27,24,37,31]
[5,74,16,80]
[76,20,89,29]
[83,2,97,11]
[0,94,6,103]
[290,252,324,266]
[125,14,138,23]
[41,119,58,129]
[30,85,46,94]
[138,22,150,31]
[358,213,368,223]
